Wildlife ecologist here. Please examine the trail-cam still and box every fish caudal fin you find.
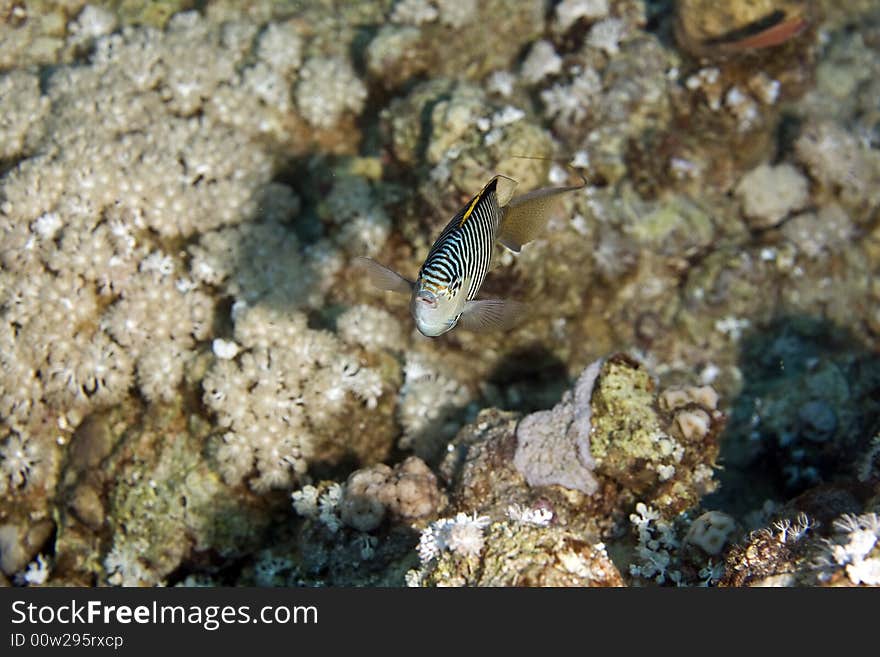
[353,257,414,295]
[497,184,582,253]
[458,298,525,332]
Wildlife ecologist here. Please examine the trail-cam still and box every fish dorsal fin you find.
[458,175,518,228]
[353,257,414,295]
[497,182,585,253]
[494,175,518,207]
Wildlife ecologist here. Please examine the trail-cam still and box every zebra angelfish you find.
[356,170,586,337]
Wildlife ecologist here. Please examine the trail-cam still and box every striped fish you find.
[356,172,585,337]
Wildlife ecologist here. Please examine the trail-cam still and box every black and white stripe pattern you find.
[418,178,503,301]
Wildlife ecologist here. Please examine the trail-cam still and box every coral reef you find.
[1,0,879,588]
[415,518,625,587]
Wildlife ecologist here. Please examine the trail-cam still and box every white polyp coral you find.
[587,18,626,56]
[102,271,213,402]
[17,554,50,586]
[847,558,880,586]
[0,10,391,519]
[242,63,292,112]
[795,120,874,199]
[214,432,255,486]
[435,0,476,28]
[0,432,40,494]
[417,512,491,563]
[161,13,239,116]
[391,0,439,25]
[736,163,810,229]
[685,511,736,556]
[322,176,391,257]
[555,0,609,32]
[0,71,49,160]
[291,485,320,518]
[295,57,367,129]
[336,305,405,353]
[104,536,155,587]
[506,503,554,527]
[318,483,344,533]
[189,218,317,310]
[821,512,880,586]
[396,352,471,458]
[540,67,602,127]
[212,338,241,360]
[136,341,189,404]
[204,305,385,491]
[256,21,303,75]
[521,40,563,84]
[68,5,118,43]
[0,9,328,446]
[220,21,259,59]
[486,70,516,98]
[629,502,682,584]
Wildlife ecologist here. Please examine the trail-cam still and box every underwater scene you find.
[0,0,879,587]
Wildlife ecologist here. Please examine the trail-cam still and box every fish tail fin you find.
[497,184,583,252]
[497,155,589,252]
[506,154,590,188]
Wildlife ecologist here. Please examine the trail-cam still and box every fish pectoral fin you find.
[458,298,525,332]
[497,184,584,252]
[353,257,414,295]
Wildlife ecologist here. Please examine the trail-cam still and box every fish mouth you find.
[416,290,438,308]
